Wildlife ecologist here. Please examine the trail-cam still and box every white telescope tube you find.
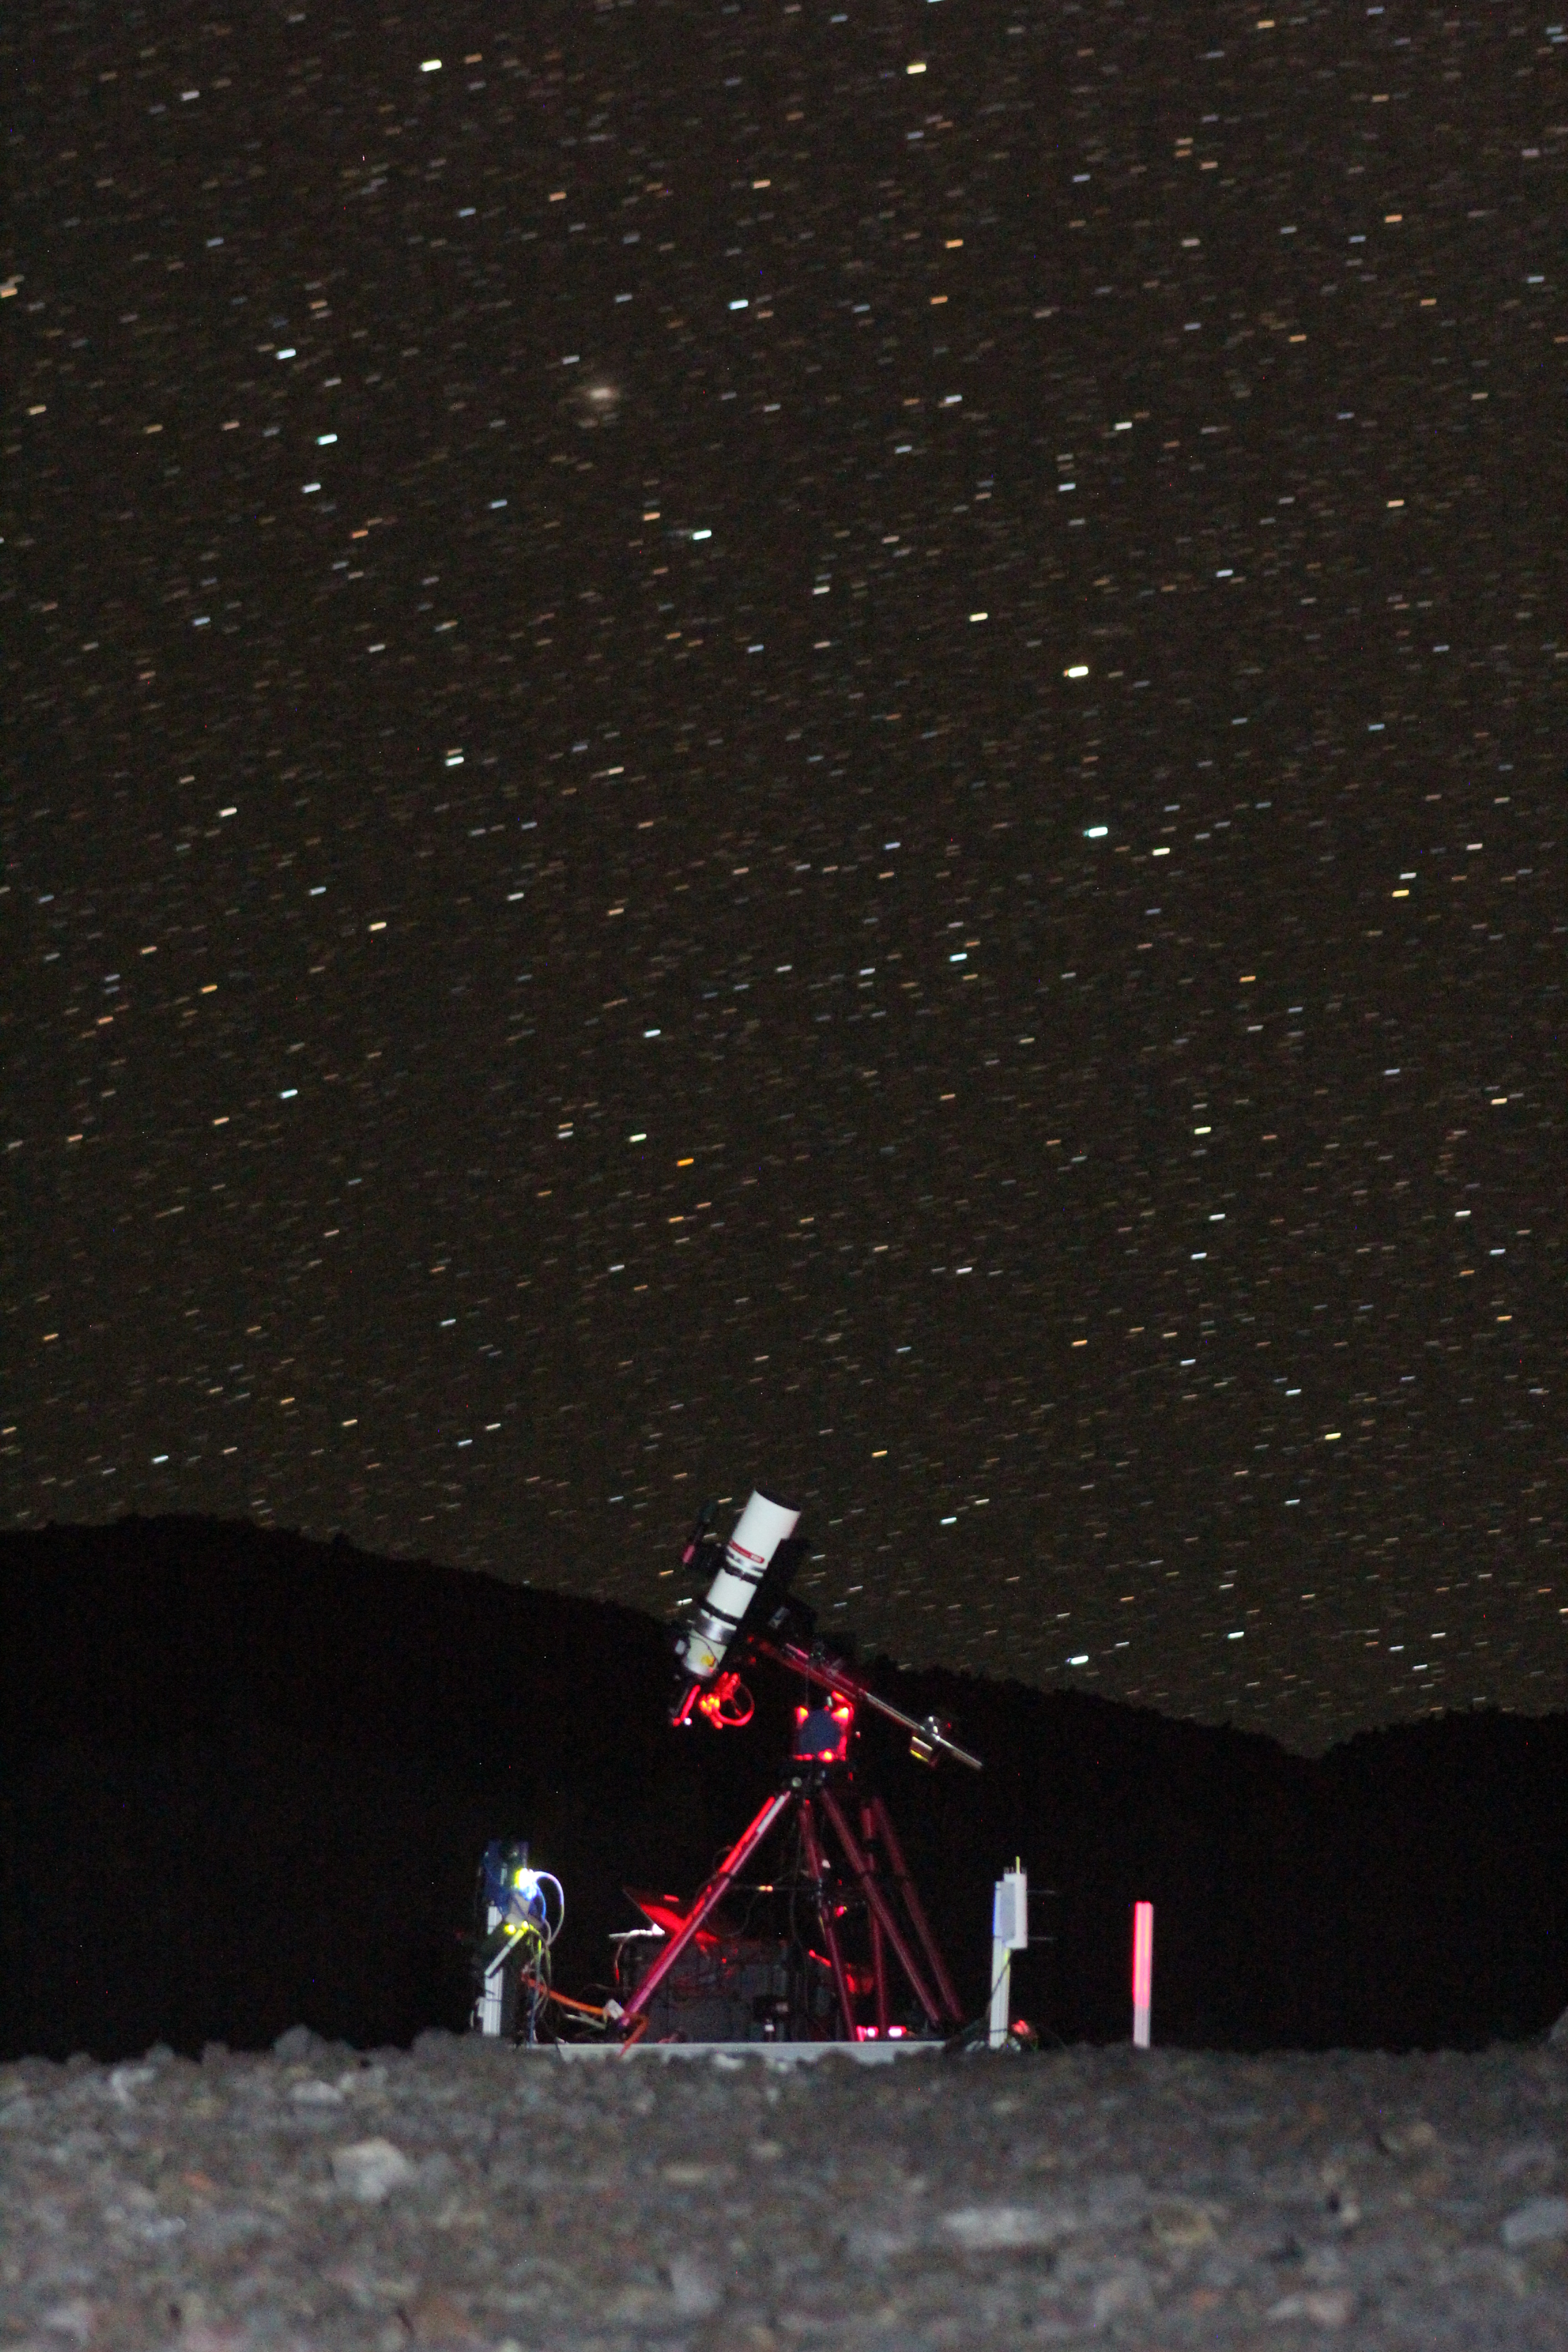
[675,1489,800,1682]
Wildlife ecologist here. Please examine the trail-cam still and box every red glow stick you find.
[1132,1901,1154,2049]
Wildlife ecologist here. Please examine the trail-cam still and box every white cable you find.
[534,1872,566,1946]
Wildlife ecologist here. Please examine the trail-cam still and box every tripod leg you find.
[819,1786,943,2031]
[860,1803,891,2038]
[870,1793,964,2026]
[799,1798,858,2041]
[619,1786,794,2038]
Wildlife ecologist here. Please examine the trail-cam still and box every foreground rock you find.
[4,2033,1568,2347]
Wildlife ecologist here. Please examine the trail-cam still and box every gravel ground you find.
[6,2032,1568,2350]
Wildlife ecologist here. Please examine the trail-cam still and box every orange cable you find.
[546,1988,611,2021]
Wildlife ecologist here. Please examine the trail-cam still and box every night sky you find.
[5,1,1565,1755]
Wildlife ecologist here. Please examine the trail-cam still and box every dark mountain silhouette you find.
[3,1516,1567,2061]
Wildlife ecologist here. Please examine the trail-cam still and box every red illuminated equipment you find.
[618,1492,981,2046]
[792,1696,853,1763]
[1132,1900,1154,2049]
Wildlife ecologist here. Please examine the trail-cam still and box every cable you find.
[545,1987,611,2023]
[943,1944,1028,2053]
[532,1870,566,1946]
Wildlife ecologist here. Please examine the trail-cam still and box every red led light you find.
[696,1669,753,1729]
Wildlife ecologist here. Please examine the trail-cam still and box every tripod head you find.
[789,1688,856,1768]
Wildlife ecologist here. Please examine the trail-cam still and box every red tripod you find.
[619,1766,964,2044]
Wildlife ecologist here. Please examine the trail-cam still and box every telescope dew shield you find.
[675,1488,800,1684]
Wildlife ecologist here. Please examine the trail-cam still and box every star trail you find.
[3,0,1564,1753]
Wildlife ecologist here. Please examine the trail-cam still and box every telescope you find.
[671,1488,801,1693]
[670,1488,981,1772]
[617,1484,983,2045]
